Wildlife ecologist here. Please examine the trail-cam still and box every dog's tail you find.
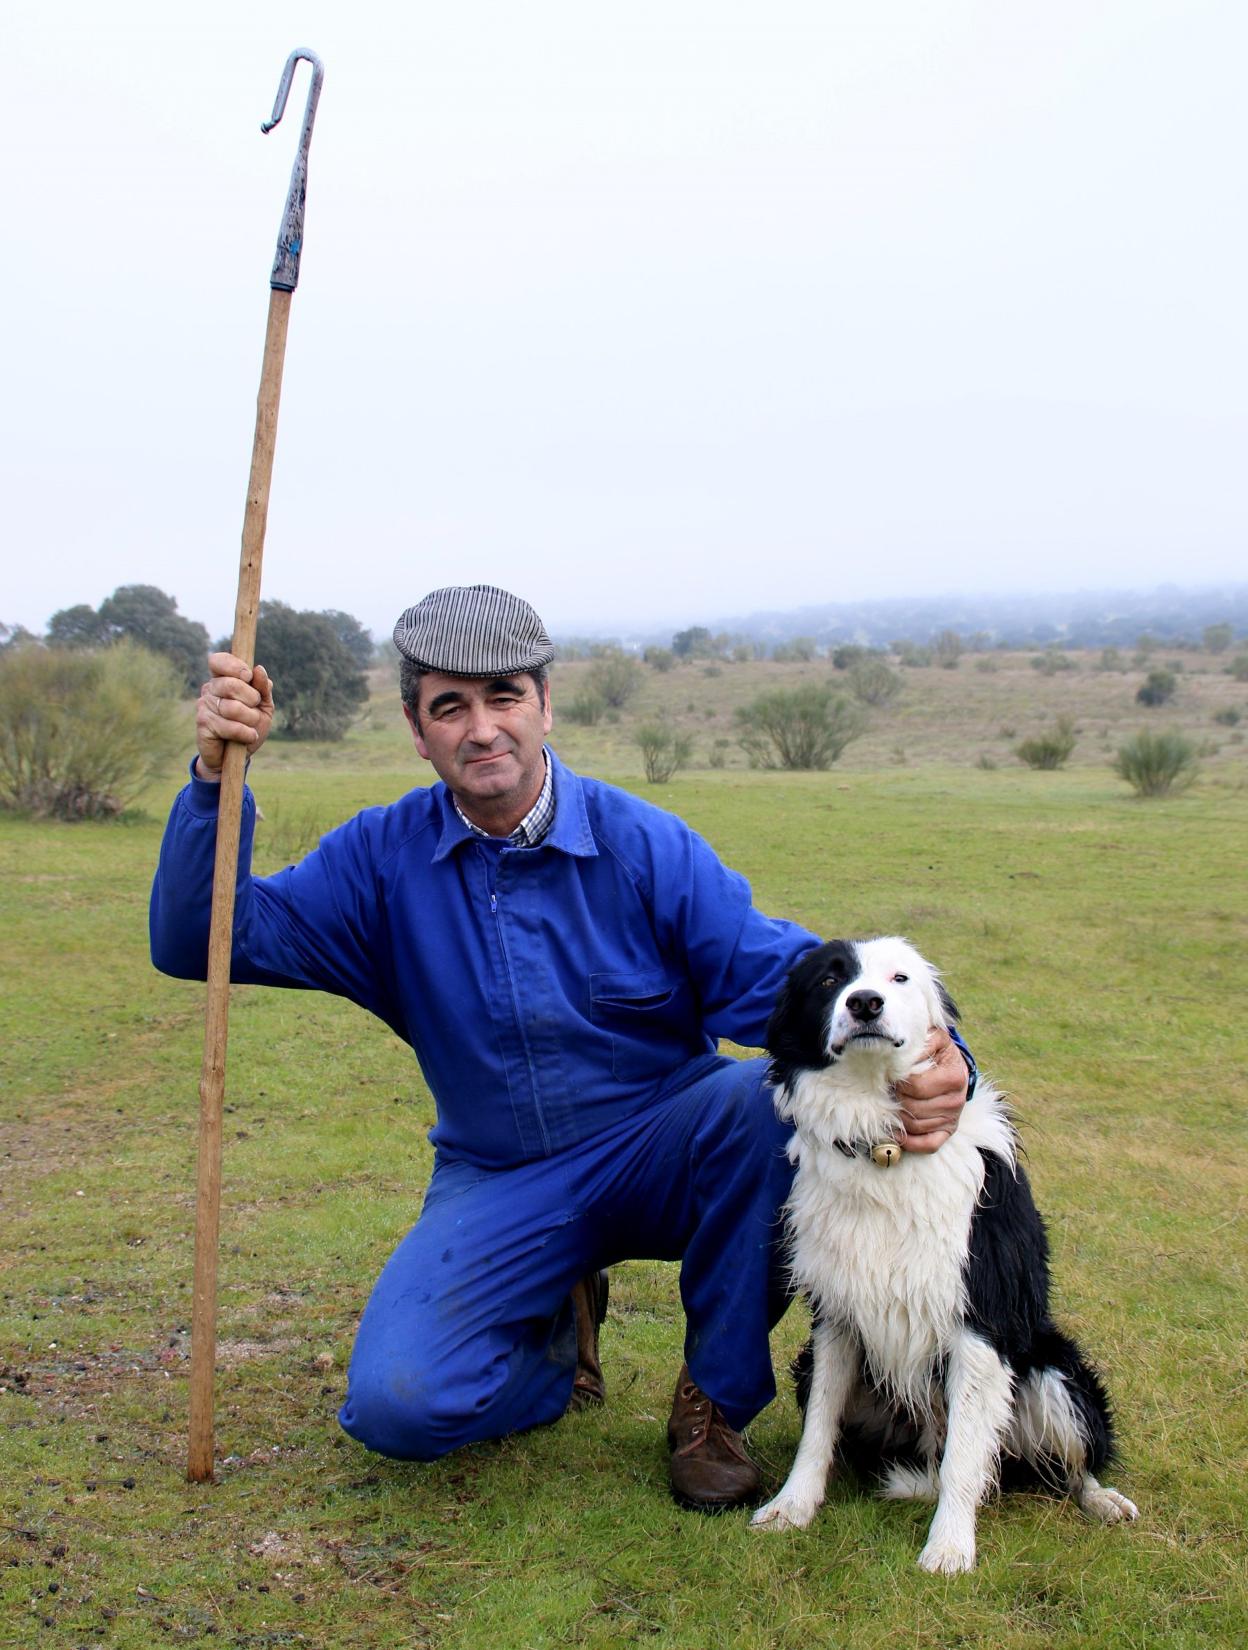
[1003,1323,1118,1491]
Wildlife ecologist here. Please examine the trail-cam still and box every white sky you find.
[3,2,1244,642]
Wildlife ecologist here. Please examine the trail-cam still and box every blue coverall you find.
[151,752,889,1455]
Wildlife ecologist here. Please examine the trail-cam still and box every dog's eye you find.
[892,973,909,984]
[819,977,840,990]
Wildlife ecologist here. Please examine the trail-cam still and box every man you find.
[151,584,970,1510]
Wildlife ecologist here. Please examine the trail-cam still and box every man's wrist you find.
[193,755,223,784]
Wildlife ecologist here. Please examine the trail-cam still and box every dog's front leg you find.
[752,1317,857,1532]
[917,1330,1014,1574]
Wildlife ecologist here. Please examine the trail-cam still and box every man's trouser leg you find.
[338,1055,793,1460]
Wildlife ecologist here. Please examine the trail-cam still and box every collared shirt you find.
[452,749,555,848]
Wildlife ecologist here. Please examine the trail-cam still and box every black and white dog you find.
[751,937,1138,1573]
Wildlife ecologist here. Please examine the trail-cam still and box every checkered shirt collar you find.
[453,748,555,847]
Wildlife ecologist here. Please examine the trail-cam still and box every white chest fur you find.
[779,1070,1014,1411]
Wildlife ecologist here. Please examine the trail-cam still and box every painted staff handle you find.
[188,50,323,1486]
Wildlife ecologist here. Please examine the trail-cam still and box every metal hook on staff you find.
[260,48,324,293]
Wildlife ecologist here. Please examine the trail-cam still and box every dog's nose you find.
[845,990,884,1022]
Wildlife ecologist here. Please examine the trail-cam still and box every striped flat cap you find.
[392,584,555,677]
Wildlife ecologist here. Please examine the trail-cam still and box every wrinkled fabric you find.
[150,750,822,1167]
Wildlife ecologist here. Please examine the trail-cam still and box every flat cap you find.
[392,584,555,677]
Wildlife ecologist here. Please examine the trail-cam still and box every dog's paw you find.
[1080,1484,1139,1524]
[917,1534,976,1574]
[751,1495,817,1532]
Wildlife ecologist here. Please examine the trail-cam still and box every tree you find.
[320,609,375,670]
[772,636,817,663]
[254,600,370,739]
[0,623,40,652]
[672,626,712,659]
[46,604,108,649]
[95,584,210,692]
[1203,623,1234,654]
[0,640,184,819]
[735,685,865,770]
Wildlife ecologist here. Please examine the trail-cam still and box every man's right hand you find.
[194,653,275,782]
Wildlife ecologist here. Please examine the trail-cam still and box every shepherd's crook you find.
[188,49,325,1485]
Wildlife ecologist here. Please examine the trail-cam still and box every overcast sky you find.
[3,2,1244,643]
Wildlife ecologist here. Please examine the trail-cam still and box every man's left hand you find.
[894,1027,968,1154]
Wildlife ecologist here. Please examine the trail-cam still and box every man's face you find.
[405,672,553,831]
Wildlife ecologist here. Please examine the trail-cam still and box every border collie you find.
[751,937,1138,1573]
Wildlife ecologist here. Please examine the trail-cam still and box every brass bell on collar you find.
[870,1141,902,1168]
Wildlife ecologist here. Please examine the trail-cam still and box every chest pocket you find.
[589,969,694,1083]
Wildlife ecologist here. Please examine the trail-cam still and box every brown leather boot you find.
[567,1270,609,1411]
[667,1364,762,1511]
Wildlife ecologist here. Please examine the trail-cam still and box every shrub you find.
[1212,707,1241,727]
[933,629,964,669]
[643,646,675,672]
[735,685,865,770]
[831,644,868,671]
[586,650,642,709]
[1099,647,1125,672]
[1136,668,1178,707]
[1114,730,1198,797]
[1015,716,1078,770]
[0,641,184,819]
[975,752,999,770]
[1031,649,1074,675]
[848,657,903,707]
[1228,654,1248,683]
[634,724,693,783]
[563,690,606,726]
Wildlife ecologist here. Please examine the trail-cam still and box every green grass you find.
[1,682,1246,1648]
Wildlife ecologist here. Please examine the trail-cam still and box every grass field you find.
[2,652,1245,1648]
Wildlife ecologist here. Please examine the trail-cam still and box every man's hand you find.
[894,1026,969,1154]
[194,654,275,782]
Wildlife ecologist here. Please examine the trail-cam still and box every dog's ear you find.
[936,981,959,1026]
[764,976,796,1059]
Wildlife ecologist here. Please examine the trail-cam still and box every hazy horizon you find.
[4,3,1244,645]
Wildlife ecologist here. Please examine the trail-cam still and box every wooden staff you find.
[188,49,325,1484]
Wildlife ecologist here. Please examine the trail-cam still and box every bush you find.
[1099,647,1125,672]
[586,650,642,709]
[933,630,963,669]
[1212,707,1241,727]
[634,724,693,783]
[735,685,865,770]
[848,657,903,707]
[0,641,185,819]
[1228,654,1248,683]
[643,646,675,672]
[563,690,606,726]
[1136,668,1178,707]
[1031,649,1075,675]
[1114,730,1199,797]
[1015,716,1078,770]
